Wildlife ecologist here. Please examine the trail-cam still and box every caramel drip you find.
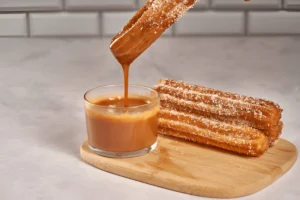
[122,64,129,107]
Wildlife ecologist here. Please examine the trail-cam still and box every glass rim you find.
[84,84,160,109]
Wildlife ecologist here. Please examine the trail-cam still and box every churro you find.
[155,79,283,146]
[159,108,269,156]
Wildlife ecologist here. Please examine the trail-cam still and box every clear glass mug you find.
[84,84,160,158]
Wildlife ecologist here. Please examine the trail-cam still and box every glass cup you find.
[84,84,160,158]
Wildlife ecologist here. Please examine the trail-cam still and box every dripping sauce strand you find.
[122,64,129,107]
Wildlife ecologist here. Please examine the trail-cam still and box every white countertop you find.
[0,37,299,200]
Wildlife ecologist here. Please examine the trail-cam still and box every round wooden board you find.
[80,136,298,198]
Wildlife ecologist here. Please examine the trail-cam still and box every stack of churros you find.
[154,79,283,156]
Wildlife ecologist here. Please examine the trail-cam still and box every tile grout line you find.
[98,12,103,37]
[62,0,66,10]
[208,0,213,9]
[244,11,249,36]
[135,0,140,8]
[26,12,31,37]
[170,25,175,37]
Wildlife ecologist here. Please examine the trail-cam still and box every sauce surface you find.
[93,96,150,108]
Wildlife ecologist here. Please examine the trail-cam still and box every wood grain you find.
[80,136,297,198]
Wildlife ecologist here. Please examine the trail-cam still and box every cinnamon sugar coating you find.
[154,79,283,154]
[159,108,269,156]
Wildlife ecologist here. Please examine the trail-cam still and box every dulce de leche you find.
[85,93,160,153]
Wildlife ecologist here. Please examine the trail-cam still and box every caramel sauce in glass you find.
[85,95,159,152]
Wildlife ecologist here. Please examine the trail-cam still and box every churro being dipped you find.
[111,0,198,65]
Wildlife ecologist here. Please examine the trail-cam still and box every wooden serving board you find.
[80,136,297,198]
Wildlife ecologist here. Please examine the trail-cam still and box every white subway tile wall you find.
[102,12,135,36]
[0,0,62,11]
[102,12,172,36]
[175,12,244,35]
[30,13,99,36]
[0,14,27,36]
[66,0,136,10]
[249,11,300,34]
[212,0,281,9]
[284,0,300,9]
[0,0,299,36]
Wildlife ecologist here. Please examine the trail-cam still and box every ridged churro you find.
[159,108,269,156]
[155,79,283,146]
